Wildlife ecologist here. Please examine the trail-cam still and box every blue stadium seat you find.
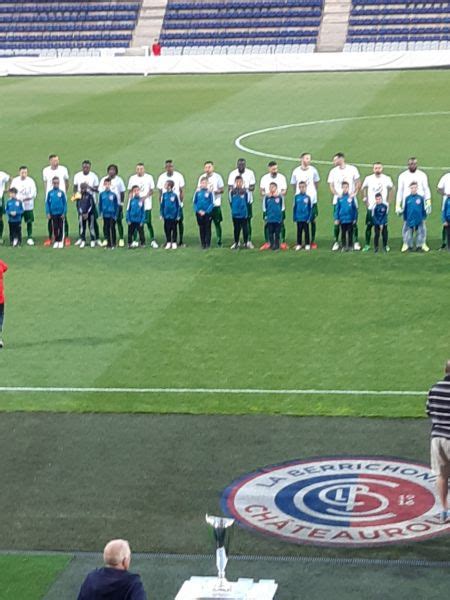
[347,0,450,45]
[161,0,322,48]
[0,0,140,49]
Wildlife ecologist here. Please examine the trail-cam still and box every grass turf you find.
[1,412,447,562]
[0,70,449,417]
[0,554,70,600]
[41,553,450,600]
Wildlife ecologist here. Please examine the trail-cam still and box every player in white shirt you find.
[290,152,320,249]
[42,155,70,246]
[0,169,10,245]
[327,153,361,251]
[228,158,256,248]
[10,166,37,246]
[127,163,157,249]
[361,162,394,252]
[197,161,224,246]
[437,172,450,249]
[99,164,126,247]
[157,160,185,246]
[260,161,288,250]
[73,160,100,246]
[395,157,431,252]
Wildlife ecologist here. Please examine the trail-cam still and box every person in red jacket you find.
[151,39,161,56]
[0,259,8,348]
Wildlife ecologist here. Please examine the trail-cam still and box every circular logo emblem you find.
[222,457,448,547]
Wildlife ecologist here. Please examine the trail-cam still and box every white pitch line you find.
[235,111,450,170]
[0,386,426,396]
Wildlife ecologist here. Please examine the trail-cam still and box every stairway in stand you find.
[316,0,352,52]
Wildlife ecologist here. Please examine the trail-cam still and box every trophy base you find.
[175,576,278,600]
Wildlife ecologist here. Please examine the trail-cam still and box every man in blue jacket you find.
[45,176,67,249]
[77,539,147,600]
[401,181,428,252]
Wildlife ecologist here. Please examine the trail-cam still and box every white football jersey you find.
[327,164,360,204]
[290,165,320,204]
[10,176,37,211]
[259,172,288,196]
[127,173,154,210]
[73,171,99,197]
[156,171,185,198]
[43,165,69,194]
[0,171,9,198]
[438,173,450,196]
[197,172,224,206]
[99,176,126,206]
[227,168,256,203]
[396,169,431,212]
[362,173,394,209]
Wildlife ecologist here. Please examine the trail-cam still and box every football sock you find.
[117,219,124,239]
[0,218,3,239]
[47,219,52,239]
[247,218,252,241]
[334,224,340,242]
[214,221,222,244]
[365,225,371,245]
[311,221,316,243]
[178,220,184,244]
[27,221,32,238]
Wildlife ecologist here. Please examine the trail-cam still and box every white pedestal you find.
[175,576,278,600]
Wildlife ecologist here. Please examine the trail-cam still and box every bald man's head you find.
[103,539,131,570]
[445,361,450,375]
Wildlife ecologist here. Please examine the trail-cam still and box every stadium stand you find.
[159,0,324,54]
[0,0,141,56]
[345,0,450,51]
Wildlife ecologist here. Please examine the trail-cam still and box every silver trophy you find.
[205,514,235,593]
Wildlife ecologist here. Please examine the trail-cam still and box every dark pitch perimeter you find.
[2,412,448,562]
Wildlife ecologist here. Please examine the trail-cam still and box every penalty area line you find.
[0,386,426,396]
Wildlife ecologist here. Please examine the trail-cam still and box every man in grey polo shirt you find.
[426,360,450,523]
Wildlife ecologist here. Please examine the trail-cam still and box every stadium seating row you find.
[161,38,317,46]
[0,11,138,20]
[0,2,140,10]
[353,0,448,4]
[0,33,132,42]
[347,34,450,41]
[164,9,322,18]
[0,41,126,49]
[161,30,317,39]
[0,23,135,32]
[351,7,450,13]
[350,17,450,24]
[349,26,450,34]
[169,0,322,7]
[163,19,321,29]
[344,39,449,50]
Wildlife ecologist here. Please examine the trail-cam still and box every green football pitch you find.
[0,70,449,599]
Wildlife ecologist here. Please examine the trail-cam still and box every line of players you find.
[1,153,450,252]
